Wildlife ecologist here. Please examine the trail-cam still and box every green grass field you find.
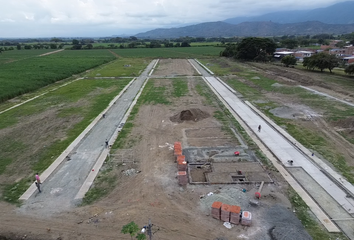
[85,58,149,77]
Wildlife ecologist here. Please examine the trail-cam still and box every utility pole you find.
[147,218,152,240]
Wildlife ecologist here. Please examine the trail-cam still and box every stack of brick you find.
[177,171,188,185]
[211,201,223,220]
[177,155,187,171]
[229,205,241,224]
[241,211,252,226]
[220,203,231,222]
[174,142,182,160]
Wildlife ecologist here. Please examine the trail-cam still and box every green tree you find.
[85,43,93,49]
[303,57,316,70]
[51,37,62,42]
[345,64,354,75]
[136,233,147,240]
[72,39,79,45]
[181,41,190,47]
[302,52,339,73]
[280,39,298,49]
[50,43,57,49]
[281,55,297,67]
[220,44,237,57]
[16,44,21,50]
[335,41,346,48]
[235,37,277,61]
[121,221,140,240]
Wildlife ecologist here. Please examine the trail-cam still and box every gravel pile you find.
[265,205,312,240]
[123,168,137,176]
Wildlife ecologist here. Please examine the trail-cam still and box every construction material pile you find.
[211,201,251,226]
[174,142,188,185]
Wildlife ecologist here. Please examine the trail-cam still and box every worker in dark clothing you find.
[258,125,261,132]
[35,173,41,193]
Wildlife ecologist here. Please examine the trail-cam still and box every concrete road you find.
[189,59,354,238]
[19,60,157,216]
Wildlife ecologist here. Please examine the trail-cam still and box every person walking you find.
[35,173,41,193]
[105,139,109,148]
[258,125,261,132]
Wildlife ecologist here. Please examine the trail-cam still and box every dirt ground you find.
[0,59,350,240]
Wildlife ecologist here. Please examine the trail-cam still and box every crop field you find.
[0,49,56,64]
[111,46,223,58]
[190,42,222,46]
[0,49,117,103]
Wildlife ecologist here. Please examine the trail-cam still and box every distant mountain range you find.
[224,1,354,25]
[135,1,354,38]
[135,21,354,38]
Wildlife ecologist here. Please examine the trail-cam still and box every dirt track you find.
[1,59,352,240]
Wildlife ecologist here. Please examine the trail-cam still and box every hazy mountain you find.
[135,21,354,39]
[224,1,354,25]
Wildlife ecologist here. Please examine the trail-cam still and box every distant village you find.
[274,40,354,65]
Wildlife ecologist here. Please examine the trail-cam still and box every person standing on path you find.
[105,139,109,148]
[258,125,261,132]
[35,173,41,193]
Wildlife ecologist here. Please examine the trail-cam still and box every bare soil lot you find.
[0,59,345,240]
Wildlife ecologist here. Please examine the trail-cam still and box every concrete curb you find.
[194,59,214,75]
[19,78,136,200]
[188,59,202,75]
[149,59,159,76]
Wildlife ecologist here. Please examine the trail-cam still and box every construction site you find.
[0,58,353,240]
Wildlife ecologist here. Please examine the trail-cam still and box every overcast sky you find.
[0,0,350,38]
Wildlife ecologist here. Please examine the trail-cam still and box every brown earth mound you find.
[170,108,210,123]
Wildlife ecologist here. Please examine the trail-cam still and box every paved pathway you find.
[19,60,157,216]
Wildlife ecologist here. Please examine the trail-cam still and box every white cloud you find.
[0,0,350,37]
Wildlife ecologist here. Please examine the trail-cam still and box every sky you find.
[0,0,350,38]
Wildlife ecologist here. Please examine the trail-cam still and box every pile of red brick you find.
[211,201,251,226]
[174,142,188,185]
